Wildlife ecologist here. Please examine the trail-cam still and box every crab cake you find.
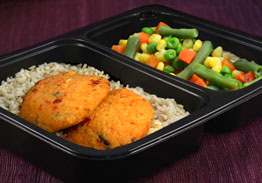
[65,88,154,150]
[19,71,110,132]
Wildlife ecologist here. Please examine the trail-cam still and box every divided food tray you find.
[0,4,261,182]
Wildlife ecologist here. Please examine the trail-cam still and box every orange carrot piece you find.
[156,22,168,31]
[190,74,207,87]
[244,72,255,82]
[178,49,196,64]
[222,59,236,71]
[112,45,125,54]
[139,32,149,44]
[235,72,245,82]
[145,55,160,68]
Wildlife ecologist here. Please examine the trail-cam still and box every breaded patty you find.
[19,71,110,132]
[65,88,154,150]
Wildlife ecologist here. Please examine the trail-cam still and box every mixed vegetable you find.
[112,22,262,90]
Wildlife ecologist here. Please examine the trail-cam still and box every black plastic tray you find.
[0,4,261,182]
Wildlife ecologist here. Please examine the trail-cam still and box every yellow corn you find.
[212,61,222,73]
[156,39,167,51]
[212,46,223,57]
[170,73,176,76]
[193,39,202,52]
[204,57,221,68]
[151,27,156,31]
[149,34,162,44]
[119,39,128,47]
[134,53,142,62]
[139,53,150,63]
[155,50,167,62]
[156,62,165,71]
[232,70,241,77]
[140,43,148,53]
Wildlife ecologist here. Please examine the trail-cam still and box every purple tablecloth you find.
[0,0,261,182]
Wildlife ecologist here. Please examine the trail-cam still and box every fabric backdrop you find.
[0,0,261,182]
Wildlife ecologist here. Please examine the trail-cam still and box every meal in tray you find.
[0,23,261,150]
[0,63,189,150]
[111,22,262,90]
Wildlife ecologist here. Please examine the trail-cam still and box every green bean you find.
[233,58,262,73]
[123,35,140,58]
[142,27,154,35]
[158,26,198,39]
[243,76,262,87]
[177,41,213,79]
[192,63,241,90]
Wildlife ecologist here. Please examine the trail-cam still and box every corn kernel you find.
[155,50,167,62]
[193,39,202,52]
[140,43,148,53]
[232,70,242,77]
[151,27,156,31]
[204,57,221,68]
[119,39,127,47]
[170,73,176,76]
[149,34,162,44]
[156,39,167,51]
[134,53,142,61]
[212,61,222,73]
[139,53,150,63]
[156,62,165,71]
[212,46,223,57]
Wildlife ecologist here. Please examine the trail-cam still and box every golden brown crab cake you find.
[65,88,154,150]
[19,71,110,132]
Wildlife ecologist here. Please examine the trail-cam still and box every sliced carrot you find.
[190,74,207,87]
[112,44,125,54]
[139,32,149,44]
[235,72,245,82]
[178,49,196,64]
[222,59,236,71]
[156,22,168,31]
[244,72,255,82]
[145,55,160,68]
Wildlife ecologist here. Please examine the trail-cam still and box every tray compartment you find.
[0,39,208,181]
[83,5,262,132]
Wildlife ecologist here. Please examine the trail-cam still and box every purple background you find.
[0,0,261,182]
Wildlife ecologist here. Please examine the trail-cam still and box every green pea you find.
[163,65,175,73]
[142,27,154,35]
[147,42,157,53]
[164,49,177,61]
[176,43,183,53]
[221,66,231,74]
[166,37,180,49]
[224,73,233,78]
[172,58,187,70]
